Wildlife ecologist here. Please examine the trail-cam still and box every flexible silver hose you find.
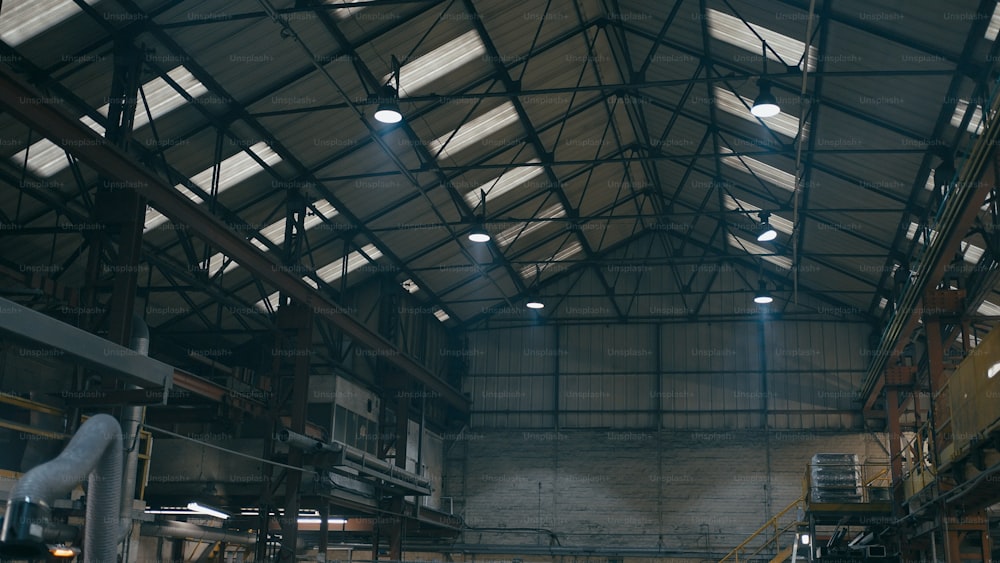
[2,413,122,562]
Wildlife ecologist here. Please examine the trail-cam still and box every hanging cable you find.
[141,423,318,475]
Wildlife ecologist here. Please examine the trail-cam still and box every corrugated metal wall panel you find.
[467,325,558,375]
[466,320,867,430]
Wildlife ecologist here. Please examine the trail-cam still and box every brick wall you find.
[444,428,885,556]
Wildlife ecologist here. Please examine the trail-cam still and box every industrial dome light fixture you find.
[757,211,778,242]
[468,190,491,243]
[750,42,781,118]
[753,279,774,304]
[526,265,544,309]
[467,223,491,243]
[374,56,403,124]
[751,79,780,118]
[373,85,403,124]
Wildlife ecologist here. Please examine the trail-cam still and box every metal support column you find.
[318,502,330,563]
[943,509,991,563]
[276,301,314,563]
[85,39,149,560]
[388,387,410,561]
[886,385,904,516]
[923,289,965,471]
[276,186,315,563]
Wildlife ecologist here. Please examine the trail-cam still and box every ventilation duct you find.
[0,414,123,562]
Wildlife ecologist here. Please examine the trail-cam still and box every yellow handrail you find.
[744,518,803,561]
[864,467,889,487]
[719,496,804,563]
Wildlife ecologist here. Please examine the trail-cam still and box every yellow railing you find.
[719,496,804,563]
[0,397,153,500]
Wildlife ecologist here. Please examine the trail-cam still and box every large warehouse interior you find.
[1,0,1000,561]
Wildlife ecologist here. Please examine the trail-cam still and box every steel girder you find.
[0,66,469,413]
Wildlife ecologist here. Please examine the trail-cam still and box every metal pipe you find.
[277,429,431,490]
[140,521,257,546]
[119,314,148,541]
[277,428,342,453]
[0,414,123,563]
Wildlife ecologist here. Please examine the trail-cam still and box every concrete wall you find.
[444,428,886,556]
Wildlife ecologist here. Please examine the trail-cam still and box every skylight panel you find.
[951,99,987,135]
[0,0,98,46]
[986,3,1000,41]
[904,221,984,264]
[206,253,239,277]
[256,246,382,312]
[190,142,282,192]
[14,111,106,176]
[326,0,366,20]
[207,200,339,275]
[91,67,207,130]
[707,9,817,71]
[144,143,282,232]
[963,241,985,263]
[465,160,545,206]
[720,148,796,191]
[250,198,339,251]
[978,300,1000,316]
[126,67,208,128]
[727,233,793,269]
[144,184,204,232]
[520,240,583,278]
[433,309,450,322]
[402,279,420,293]
[494,204,566,247]
[256,291,282,312]
[79,115,106,135]
[390,30,487,96]
[723,195,793,234]
[11,67,206,179]
[84,67,207,130]
[713,86,804,139]
[315,244,383,283]
[428,102,520,160]
[306,199,339,228]
[924,173,936,191]
[250,220,284,252]
[13,139,70,178]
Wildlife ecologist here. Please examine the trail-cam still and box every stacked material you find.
[809,453,862,503]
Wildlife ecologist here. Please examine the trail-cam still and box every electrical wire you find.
[140,422,317,475]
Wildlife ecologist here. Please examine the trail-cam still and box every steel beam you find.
[277,302,313,563]
[0,296,173,390]
[862,146,1000,414]
[0,66,469,414]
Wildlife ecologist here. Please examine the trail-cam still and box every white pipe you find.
[140,520,257,546]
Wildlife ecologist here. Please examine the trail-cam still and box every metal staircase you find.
[719,496,806,563]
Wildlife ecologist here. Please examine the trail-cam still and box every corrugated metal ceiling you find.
[0,0,998,337]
